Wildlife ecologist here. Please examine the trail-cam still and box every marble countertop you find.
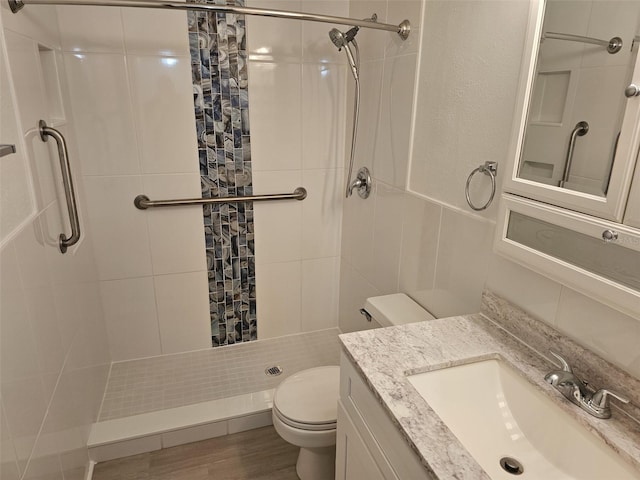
[339,313,640,480]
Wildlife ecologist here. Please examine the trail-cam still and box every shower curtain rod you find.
[8,0,411,39]
[542,31,622,54]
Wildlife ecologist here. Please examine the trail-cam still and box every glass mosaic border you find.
[188,1,256,347]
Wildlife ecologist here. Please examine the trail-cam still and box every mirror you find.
[517,0,640,197]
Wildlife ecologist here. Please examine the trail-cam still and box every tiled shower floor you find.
[98,328,341,421]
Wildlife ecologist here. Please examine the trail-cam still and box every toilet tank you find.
[363,293,436,327]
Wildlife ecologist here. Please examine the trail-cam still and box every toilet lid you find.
[273,366,340,425]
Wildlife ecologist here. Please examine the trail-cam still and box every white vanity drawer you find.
[339,352,435,480]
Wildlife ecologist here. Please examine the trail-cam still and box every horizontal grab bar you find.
[134,187,307,210]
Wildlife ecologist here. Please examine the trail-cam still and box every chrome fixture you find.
[544,351,629,419]
[559,121,589,188]
[8,0,410,40]
[348,166,371,199]
[329,26,360,80]
[39,120,81,254]
[0,144,16,157]
[465,161,497,211]
[542,32,623,54]
[499,457,524,476]
[329,24,363,198]
[602,229,619,242]
[359,308,372,322]
[624,84,640,98]
[134,187,307,210]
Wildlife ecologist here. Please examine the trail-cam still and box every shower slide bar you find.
[8,0,411,40]
[542,31,623,54]
[134,187,307,210]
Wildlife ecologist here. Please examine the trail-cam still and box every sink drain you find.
[499,457,524,475]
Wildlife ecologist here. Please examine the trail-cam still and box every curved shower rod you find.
[8,0,411,39]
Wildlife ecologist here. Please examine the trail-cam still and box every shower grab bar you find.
[0,144,16,157]
[8,0,410,39]
[39,120,81,253]
[559,121,589,188]
[134,187,307,210]
[542,32,623,54]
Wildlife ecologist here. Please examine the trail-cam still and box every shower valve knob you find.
[625,84,640,98]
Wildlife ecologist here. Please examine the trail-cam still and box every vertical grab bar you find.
[559,121,589,188]
[39,120,81,253]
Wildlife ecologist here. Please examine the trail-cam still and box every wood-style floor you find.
[93,426,300,480]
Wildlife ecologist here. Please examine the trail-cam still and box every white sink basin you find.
[408,359,639,479]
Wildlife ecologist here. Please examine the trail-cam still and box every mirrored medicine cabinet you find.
[496,0,640,318]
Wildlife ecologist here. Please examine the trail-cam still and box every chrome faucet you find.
[544,351,630,419]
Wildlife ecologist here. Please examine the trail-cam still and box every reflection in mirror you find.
[517,0,640,197]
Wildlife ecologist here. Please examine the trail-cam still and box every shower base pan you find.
[89,328,340,462]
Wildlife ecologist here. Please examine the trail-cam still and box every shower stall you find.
[0,0,420,475]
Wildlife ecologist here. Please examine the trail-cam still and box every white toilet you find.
[271,294,435,480]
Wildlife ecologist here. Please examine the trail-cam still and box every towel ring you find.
[465,161,498,211]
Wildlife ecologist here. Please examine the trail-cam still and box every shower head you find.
[328,26,359,49]
[329,26,360,81]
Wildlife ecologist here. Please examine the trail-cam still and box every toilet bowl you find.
[272,294,435,480]
[272,366,340,480]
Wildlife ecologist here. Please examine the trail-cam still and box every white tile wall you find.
[373,53,417,188]
[1,11,111,479]
[301,168,343,259]
[252,170,303,264]
[0,39,34,242]
[555,288,640,378]
[57,6,125,53]
[142,174,206,275]
[51,0,349,358]
[154,271,212,354]
[82,175,153,280]
[248,62,302,172]
[128,55,198,175]
[63,52,140,176]
[301,63,347,170]
[122,10,190,56]
[371,182,404,293]
[339,0,640,385]
[101,277,162,361]
[301,257,340,331]
[485,255,563,326]
[255,261,302,339]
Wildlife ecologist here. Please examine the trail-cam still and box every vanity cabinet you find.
[336,353,435,480]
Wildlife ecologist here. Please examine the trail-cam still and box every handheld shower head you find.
[329,28,346,49]
[328,26,359,49]
[328,26,360,81]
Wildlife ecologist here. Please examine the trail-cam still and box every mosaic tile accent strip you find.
[188,0,255,347]
[98,329,341,421]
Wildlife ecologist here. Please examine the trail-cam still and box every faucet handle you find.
[591,389,630,409]
[549,351,573,372]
